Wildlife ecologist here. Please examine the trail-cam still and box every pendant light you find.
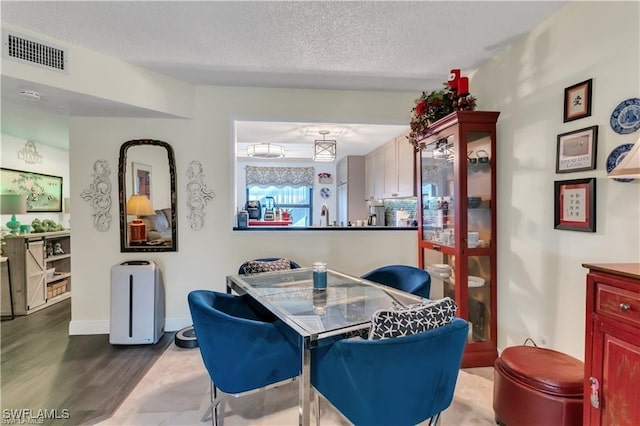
[313,130,337,162]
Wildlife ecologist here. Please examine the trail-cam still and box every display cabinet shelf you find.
[415,110,500,368]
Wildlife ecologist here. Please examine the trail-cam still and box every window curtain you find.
[246,166,314,188]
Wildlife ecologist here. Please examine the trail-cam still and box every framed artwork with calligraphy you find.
[554,177,596,232]
[564,79,592,122]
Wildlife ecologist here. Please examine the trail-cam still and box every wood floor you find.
[1,299,174,425]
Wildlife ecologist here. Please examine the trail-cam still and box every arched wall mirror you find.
[118,139,177,252]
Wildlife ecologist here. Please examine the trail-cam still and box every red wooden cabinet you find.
[583,263,640,426]
[415,111,500,367]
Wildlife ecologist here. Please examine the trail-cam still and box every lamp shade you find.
[63,197,71,213]
[608,136,640,179]
[1,194,27,214]
[126,194,154,216]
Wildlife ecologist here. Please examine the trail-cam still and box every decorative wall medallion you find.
[17,141,43,164]
[186,161,215,230]
[80,160,112,231]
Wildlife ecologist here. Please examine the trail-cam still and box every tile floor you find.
[98,343,496,425]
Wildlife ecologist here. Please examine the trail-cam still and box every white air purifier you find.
[110,260,165,344]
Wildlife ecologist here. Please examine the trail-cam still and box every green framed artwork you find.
[1,168,63,212]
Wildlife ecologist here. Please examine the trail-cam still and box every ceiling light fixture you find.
[19,89,41,102]
[313,130,337,162]
[247,143,285,159]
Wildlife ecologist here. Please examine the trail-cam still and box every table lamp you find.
[1,194,27,234]
[126,194,154,244]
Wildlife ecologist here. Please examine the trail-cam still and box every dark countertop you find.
[233,226,418,231]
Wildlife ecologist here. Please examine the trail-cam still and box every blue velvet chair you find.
[311,318,468,426]
[237,258,301,275]
[361,264,431,298]
[188,290,301,424]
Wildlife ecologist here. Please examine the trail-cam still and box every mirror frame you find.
[118,139,178,252]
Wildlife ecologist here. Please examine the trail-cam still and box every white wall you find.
[471,1,640,358]
[1,134,70,229]
[68,86,417,334]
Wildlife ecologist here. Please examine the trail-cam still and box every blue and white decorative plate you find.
[606,143,635,182]
[320,187,331,198]
[610,98,640,134]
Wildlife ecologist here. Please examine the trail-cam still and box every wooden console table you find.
[582,263,640,425]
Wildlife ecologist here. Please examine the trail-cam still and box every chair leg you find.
[201,381,225,424]
[314,389,320,426]
[428,412,441,426]
[218,400,226,426]
[200,395,225,423]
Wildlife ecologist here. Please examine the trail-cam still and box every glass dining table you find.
[226,267,425,426]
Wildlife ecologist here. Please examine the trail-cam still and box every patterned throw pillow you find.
[242,258,291,275]
[368,297,458,340]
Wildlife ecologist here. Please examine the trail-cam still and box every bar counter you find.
[233,226,417,231]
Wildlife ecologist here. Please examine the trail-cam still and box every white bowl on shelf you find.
[431,263,451,271]
[468,276,485,287]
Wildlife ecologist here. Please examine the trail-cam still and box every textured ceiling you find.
[1,1,567,91]
[0,1,567,154]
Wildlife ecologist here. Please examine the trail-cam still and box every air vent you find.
[3,31,68,73]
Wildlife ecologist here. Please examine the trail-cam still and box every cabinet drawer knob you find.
[620,303,631,312]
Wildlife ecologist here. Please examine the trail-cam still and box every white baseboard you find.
[68,317,192,335]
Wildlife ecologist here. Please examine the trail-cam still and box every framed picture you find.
[554,177,596,232]
[0,168,63,212]
[132,162,151,198]
[564,79,593,122]
[556,125,598,173]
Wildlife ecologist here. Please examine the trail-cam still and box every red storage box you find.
[493,346,584,426]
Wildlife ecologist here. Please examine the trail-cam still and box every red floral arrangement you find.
[408,69,477,145]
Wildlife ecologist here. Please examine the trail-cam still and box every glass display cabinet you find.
[415,110,500,367]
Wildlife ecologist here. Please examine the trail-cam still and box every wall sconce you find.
[247,143,285,158]
[126,194,154,244]
[1,194,27,234]
[314,130,337,162]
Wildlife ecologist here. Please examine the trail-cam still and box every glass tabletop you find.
[227,268,425,342]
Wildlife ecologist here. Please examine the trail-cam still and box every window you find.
[247,185,312,226]
[245,165,315,226]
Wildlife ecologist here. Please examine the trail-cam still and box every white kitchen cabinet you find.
[396,132,416,197]
[367,146,384,200]
[365,153,375,200]
[379,130,416,199]
[383,141,397,198]
[336,156,367,225]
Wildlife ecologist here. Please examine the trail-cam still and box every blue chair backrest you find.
[311,317,468,426]
[188,290,300,394]
[237,258,301,275]
[361,264,431,298]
